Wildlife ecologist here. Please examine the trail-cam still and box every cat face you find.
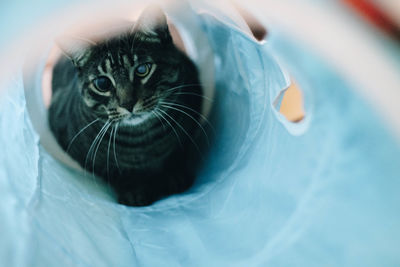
[59,6,183,125]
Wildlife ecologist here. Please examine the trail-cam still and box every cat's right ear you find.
[133,5,172,44]
[55,36,95,67]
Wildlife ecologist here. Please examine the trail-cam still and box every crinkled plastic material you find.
[1,1,400,266]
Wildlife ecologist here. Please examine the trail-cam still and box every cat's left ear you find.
[56,36,96,67]
[133,5,172,44]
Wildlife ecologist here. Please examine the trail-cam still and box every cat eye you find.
[135,63,152,77]
[93,76,112,92]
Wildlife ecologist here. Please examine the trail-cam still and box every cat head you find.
[57,6,188,123]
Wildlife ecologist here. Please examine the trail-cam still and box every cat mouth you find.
[119,112,153,126]
[107,109,143,121]
[108,114,129,121]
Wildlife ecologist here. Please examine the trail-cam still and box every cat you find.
[48,6,209,206]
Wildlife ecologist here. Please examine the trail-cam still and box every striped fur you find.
[49,7,207,206]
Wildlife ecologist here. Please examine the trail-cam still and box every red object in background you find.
[343,0,400,40]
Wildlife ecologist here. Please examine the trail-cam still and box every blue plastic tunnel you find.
[1,0,400,266]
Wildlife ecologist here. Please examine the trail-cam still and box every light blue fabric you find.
[1,2,400,266]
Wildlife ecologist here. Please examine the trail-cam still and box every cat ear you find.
[55,36,96,66]
[133,5,172,43]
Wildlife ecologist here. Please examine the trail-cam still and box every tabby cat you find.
[48,6,207,206]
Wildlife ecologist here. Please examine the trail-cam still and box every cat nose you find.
[117,90,138,112]
[120,101,135,112]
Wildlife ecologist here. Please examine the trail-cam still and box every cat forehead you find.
[97,52,153,71]
[92,56,132,82]
[95,40,152,63]
[93,52,154,82]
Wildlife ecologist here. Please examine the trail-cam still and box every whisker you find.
[163,84,202,94]
[91,122,113,179]
[160,103,210,146]
[106,124,114,186]
[154,108,183,147]
[83,121,111,189]
[142,96,158,106]
[140,99,158,111]
[66,118,100,153]
[84,121,110,174]
[151,110,166,130]
[159,101,216,136]
[171,92,214,102]
[113,122,121,174]
[157,108,202,156]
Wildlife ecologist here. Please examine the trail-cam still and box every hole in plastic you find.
[234,4,305,123]
[279,80,305,123]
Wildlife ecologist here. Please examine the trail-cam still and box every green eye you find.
[135,63,151,77]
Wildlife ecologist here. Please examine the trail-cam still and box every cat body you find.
[49,7,206,206]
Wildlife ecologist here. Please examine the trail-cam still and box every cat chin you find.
[119,112,153,126]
